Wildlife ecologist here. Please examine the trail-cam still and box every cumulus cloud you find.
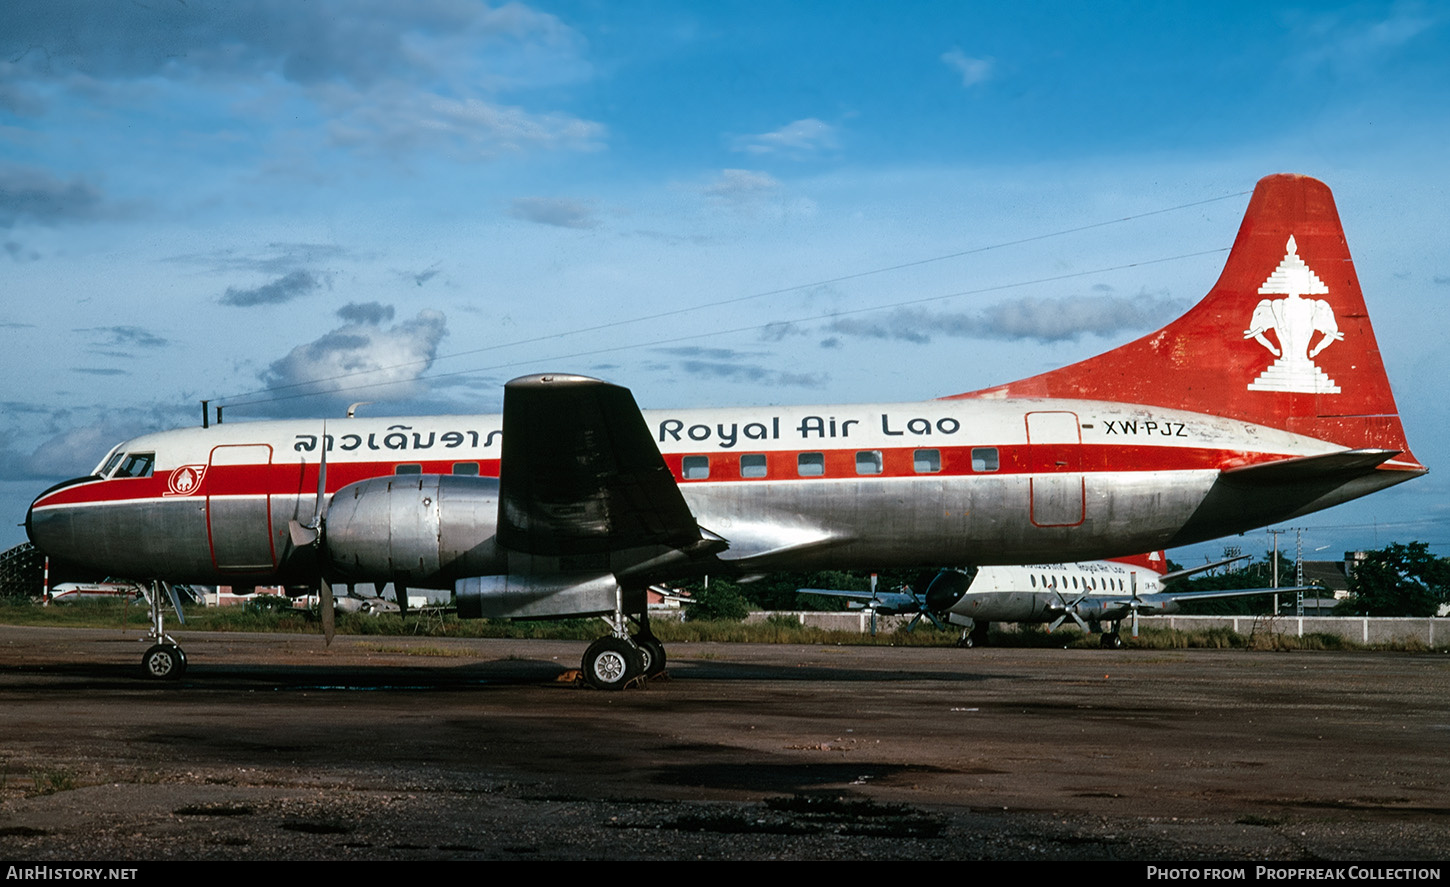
[733,118,839,157]
[827,292,1188,344]
[941,48,994,87]
[220,269,325,307]
[259,307,448,409]
[508,196,598,229]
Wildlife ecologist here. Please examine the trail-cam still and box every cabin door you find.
[206,444,278,571]
[1026,411,1084,528]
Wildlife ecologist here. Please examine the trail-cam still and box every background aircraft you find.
[804,553,1304,648]
[26,175,1423,687]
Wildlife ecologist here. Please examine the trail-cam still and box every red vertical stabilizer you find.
[948,174,1421,469]
[1108,551,1169,575]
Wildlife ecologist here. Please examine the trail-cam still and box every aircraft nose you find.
[924,567,977,612]
[25,476,95,560]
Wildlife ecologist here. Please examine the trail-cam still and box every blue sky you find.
[3,0,1448,567]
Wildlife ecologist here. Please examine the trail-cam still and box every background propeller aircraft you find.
[804,552,1306,649]
[26,175,1423,687]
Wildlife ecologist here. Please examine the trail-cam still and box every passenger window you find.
[114,453,154,478]
[682,456,710,480]
[855,450,883,475]
[452,462,480,475]
[798,453,825,477]
[740,454,767,478]
[913,449,941,473]
[395,464,422,475]
[971,447,999,472]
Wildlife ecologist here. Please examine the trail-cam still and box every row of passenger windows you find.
[1030,573,1127,592]
[680,447,999,481]
[395,462,479,476]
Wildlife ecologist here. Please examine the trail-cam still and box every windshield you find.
[111,453,154,479]
[95,448,124,478]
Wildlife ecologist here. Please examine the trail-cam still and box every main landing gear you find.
[580,611,667,691]
[140,579,187,680]
[955,621,991,648]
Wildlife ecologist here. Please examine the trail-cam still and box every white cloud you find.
[259,308,448,413]
[941,48,993,87]
[702,169,781,201]
[733,118,839,157]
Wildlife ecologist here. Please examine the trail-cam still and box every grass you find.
[1,596,1444,652]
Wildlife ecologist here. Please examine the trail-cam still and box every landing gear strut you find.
[956,620,990,648]
[140,579,187,680]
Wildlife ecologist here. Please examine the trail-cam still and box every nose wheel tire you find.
[582,637,643,690]
[141,644,186,680]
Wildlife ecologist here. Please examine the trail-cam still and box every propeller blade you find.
[1130,573,1140,639]
[288,520,319,547]
[1047,614,1068,633]
[320,577,335,646]
[395,583,408,619]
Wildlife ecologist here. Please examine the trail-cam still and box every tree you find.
[1338,542,1450,617]
[683,578,750,622]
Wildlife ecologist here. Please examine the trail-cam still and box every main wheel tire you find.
[1100,633,1124,649]
[141,644,186,680]
[633,635,667,677]
[581,637,643,690]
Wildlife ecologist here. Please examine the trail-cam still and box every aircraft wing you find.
[797,587,917,608]
[1086,586,1312,619]
[497,374,707,557]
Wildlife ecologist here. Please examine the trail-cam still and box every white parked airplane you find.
[804,553,1299,648]
[26,175,1423,687]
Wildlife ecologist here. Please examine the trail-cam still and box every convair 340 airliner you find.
[27,175,1424,687]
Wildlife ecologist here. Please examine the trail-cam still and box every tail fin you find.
[949,174,1421,469]
[1109,551,1169,575]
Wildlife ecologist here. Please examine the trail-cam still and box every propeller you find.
[1129,572,1141,639]
[1047,584,1092,633]
[288,427,335,646]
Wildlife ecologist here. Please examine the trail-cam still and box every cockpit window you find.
[97,450,124,478]
[112,453,154,479]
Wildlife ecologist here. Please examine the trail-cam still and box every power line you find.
[215,189,1251,408]
[221,247,1229,409]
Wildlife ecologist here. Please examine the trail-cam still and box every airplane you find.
[802,553,1306,648]
[25,174,1425,688]
[46,580,145,604]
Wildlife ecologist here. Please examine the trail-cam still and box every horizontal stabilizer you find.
[1220,449,1398,485]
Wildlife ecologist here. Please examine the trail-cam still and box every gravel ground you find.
[1,626,1447,861]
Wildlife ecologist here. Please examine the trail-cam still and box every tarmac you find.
[0,625,1447,861]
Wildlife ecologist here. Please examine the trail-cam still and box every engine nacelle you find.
[456,572,639,620]
[324,474,504,585]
